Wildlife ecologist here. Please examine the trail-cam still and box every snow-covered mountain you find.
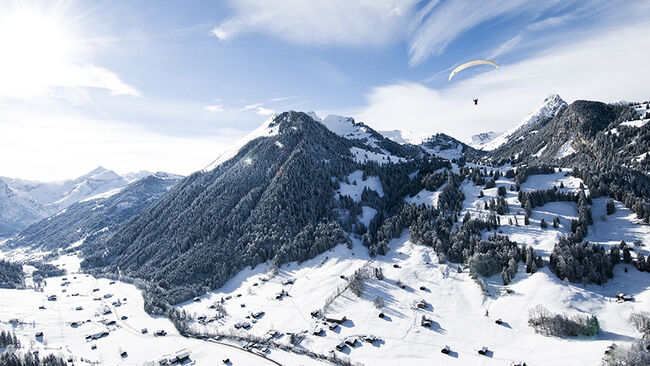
[482,94,567,151]
[466,131,500,149]
[7,172,182,250]
[0,167,172,238]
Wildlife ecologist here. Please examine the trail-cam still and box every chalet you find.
[91,344,97,350]
[193,297,200,302]
[225,295,232,300]
[478,346,489,355]
[154,329,167,336]
[325,316,347,324]
[283,278,295,285]
[109,281,116,284]
[93,288,100,292]
[70,321,79,327]
[345,338,359,347]
[104,320,116,326]
[197,315,207,321]
[340,275,346,279]
[328,323,339,331]
[35,331,43,338]
[240,303,246,308]
[253,282,258,286]
[121,315,128,320]
[251,311,264,319]
[378,312,385,318]
[71,293,79,296]
[441,345,451,354]
[312,328,325,336]
[310,310,320,318]
[393,264,400,268]
[87,331,109,340]
[103,309,112,315]
[363,335,380,343]
[266,329,279,338]
[47,295,57,301]
[222,358,230,364]
[103,293,113,299]
[75,306,83,311]
[421,316,432,328]
[236,294,242,297]
[120,350,128,357]
[495,318,503,325]
[616,292,633,302]
[419,286,427,291]
[39,305,45,310]
[604,343,618,355]
[336,341,347,351]
[141,328,148,334]
[169,349,190,364]
[417,300,428,309]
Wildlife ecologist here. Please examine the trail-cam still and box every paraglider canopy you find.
[449,59,499,82]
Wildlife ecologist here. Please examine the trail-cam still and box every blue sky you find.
[1,0,649,180]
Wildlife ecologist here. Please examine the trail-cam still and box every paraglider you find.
[448,59,499,105]
[448,59,499,82]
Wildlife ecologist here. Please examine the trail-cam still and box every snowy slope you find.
[0,167,132,238]
[466,132,500,149]
[483,94,567,151]
[0,253,328,366]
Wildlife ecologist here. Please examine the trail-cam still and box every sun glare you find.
[0,5,76,95]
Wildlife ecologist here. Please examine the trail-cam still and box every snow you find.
[176,228,649,366]
[357,206,377,227]
[379,130,430,145]
[620,119,649,128]
[204,115,280,171]
[349,147,406,165]
[533,144,548,157]
[421,142,463,161]
[322,115,375,146]
[404,183,446,208]
[0,253,328,366]
[79,187,124,203]
[554,138,576,159]
[482,94,566,151]
[466,131,500,149]
[336,170,384,202]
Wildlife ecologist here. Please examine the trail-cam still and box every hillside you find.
[6,173,182,250]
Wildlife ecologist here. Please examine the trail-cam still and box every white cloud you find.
[204,100,224,112]
[255,106,274,116]
[212,0,419,46]
[0,106,242,181]
[526,14,575,31]
[488,35,523,59]
[357,21,650,140]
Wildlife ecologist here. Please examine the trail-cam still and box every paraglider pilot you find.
[473,98,478,105]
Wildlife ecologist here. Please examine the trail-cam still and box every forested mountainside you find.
[78,100,650,312]
[6,173,181,250]
[486,100,650,223]
[81,111,451,307]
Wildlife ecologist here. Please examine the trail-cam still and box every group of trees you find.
[549,237,615,285]
[528,305,599,337]
[0,330,20,348]
[0,352,68,366]
[0,260,24,289]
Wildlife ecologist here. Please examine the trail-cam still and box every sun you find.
[0,3,77,96]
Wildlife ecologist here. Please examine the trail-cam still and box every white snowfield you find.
[1,169,649,366]
[176,170,649,366]
[0,253,328,366]
[336,170,384,202]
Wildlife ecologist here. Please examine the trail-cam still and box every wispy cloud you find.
[212,0,419,46]
[527,14,575,31]
[358,21,650,140]
[488,35,523,59]
[204,99,224,112]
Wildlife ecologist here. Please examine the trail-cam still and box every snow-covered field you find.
[0,253,328,366]
[1,170,649,366]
